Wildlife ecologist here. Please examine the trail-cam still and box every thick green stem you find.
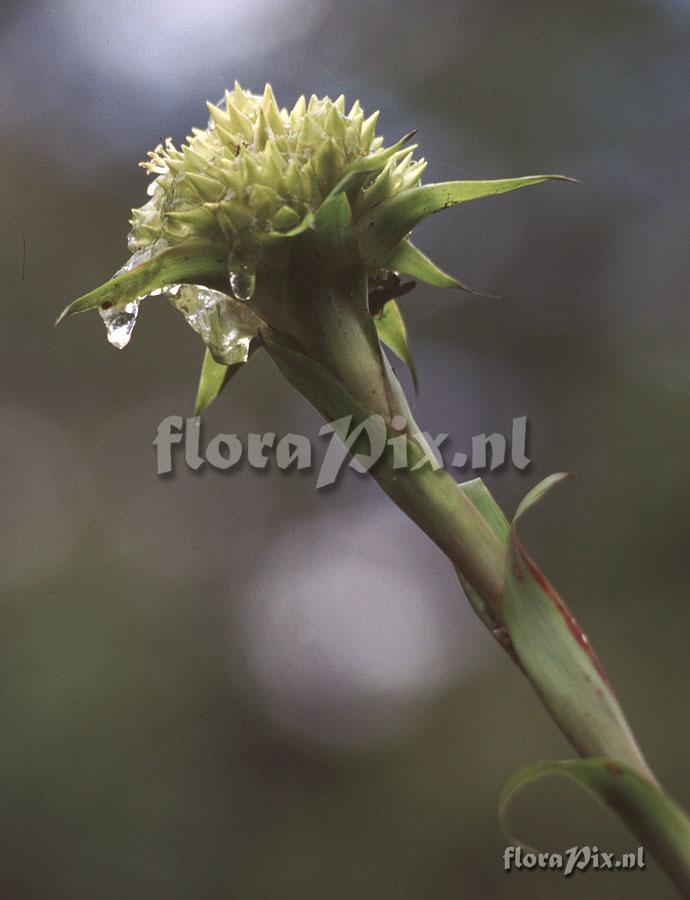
[264,328,507,625]
[367,360,507,624]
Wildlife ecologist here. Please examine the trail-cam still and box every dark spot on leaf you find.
[606,763,624,777]
[100,301,113,310]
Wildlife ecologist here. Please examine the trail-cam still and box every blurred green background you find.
[2,0,689,897]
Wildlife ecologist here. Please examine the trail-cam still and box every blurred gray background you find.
[2,0,689,897]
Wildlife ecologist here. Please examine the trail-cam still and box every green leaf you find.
[374,299,418,394]
[456,478,513,652]
[460,477,511,544]
[386,238,489,295]
[194,339,261,415]
[499,758,690,896]
[461,476,690,892]
[459,474,652,774]
[195,349,232,415]
[360,175,575,267]
[56,240,227,324]
[504,475,651,774]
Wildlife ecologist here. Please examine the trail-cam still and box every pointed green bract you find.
[374,299,418,394]
[386,238,480,293]
[360,175,574,267]
[56,240,227,323]
[499,759,690,896]
[195,349,232,415]
[194,340,261,415]
[459,475,690,893]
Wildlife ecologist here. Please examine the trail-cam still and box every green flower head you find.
[130,82,425,262]
[58,82,567,412]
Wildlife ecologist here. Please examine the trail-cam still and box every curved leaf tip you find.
[499,757,690,895]
[385,238,496,297]
[513,471,573,524]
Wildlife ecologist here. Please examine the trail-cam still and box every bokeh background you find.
[2,0,689,897]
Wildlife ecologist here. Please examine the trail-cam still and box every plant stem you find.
[262,278,690,897]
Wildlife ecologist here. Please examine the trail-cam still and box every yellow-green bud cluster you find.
[129,83,426,264]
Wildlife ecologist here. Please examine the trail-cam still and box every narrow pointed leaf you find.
[499,758,690,896]
[374,299,418,394]
[194,340,261,415]
[513,471,572,522]
[196,349,231,415]
[360,175,574,267]
[56,240,227,324]
[386,238,487,294]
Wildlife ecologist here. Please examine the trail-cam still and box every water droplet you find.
[228,257,256,302]
[114,246,153,276]
[168,285,260,364]
[100,301,139,349]
[229,272,256,302]
[118,238,169,270]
